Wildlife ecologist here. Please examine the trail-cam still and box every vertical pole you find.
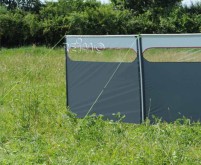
[64,36,69,107]
[137,36,145,123]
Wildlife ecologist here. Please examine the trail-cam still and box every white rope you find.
[178,48,201,62]
[84,45,201,118]
[0,35,66,102]
[84,41,136,118]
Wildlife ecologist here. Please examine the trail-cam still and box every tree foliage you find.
[111,0,182,14]
[1,0,42,12]
[0,0,201,47]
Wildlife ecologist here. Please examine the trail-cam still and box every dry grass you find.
[69,48,136,62]
[1,47,201,164]
[144,48,201,62]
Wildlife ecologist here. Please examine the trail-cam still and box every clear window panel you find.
[68,48,137,63]
[143,48,201,62]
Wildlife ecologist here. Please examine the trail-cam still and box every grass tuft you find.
[0,47,201,164]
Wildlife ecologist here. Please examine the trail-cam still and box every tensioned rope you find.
[0,35,66,102]
[84,40,136,118]
[2,35,199,114]
[83,44,201,118]
[178,48,201,62]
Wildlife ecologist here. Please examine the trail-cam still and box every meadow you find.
[1,47,201,164]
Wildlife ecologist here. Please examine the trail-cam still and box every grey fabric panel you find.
[143,59,201,122]
[141,34,201,51]
[66,35,137,50]
[67,58,141,123]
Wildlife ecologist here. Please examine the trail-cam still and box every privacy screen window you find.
[143,47,201,122]
[66,34,201,123]
[69,48,137,62]
[66,36,141,123]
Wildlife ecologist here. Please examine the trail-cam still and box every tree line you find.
[1,0,201,47]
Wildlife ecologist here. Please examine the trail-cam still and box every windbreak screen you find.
[141,34,201,122]
[66,35,141,123]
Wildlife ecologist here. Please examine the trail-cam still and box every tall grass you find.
[0,47,201,164]
[69,48,136,62]
[144,48,201,62]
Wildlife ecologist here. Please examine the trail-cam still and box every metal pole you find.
[137,36,145,123]
[64,36,69,108]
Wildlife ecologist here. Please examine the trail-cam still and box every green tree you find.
[111,0,182,14]
[1,0,42,12]
[0,11,26,46]
[1,0,17,10]
[16,0,42,12]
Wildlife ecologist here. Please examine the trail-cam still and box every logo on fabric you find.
[67,38,105,53]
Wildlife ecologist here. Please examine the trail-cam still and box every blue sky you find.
[182,0,201,5]
[98,0,109,3]
[44,0,201,6]
[99,0,201,5]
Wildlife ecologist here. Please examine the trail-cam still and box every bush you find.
[1,1,201,47]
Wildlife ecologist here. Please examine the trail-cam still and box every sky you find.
[43,0,201,6]
[98,0,109,3]
[99,0,201,6]
[182,0,201,5]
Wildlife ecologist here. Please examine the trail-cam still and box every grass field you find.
[144,48,201,62]
[69,47,201,62]
[69,48,137,62]
[1,47,201,164]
